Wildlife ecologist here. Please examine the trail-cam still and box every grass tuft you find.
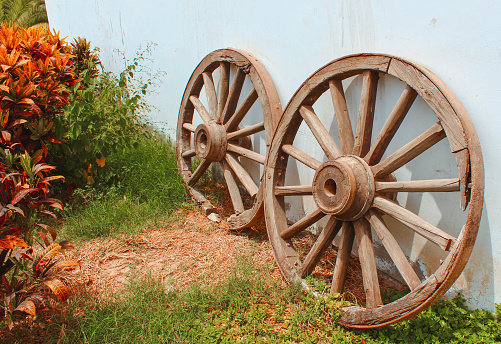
[61,134,187,240]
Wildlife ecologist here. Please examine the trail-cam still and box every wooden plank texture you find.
[331,222,355,294]
[227,143,266,164]
[300,216,342,278]
[227,121,265,140]
[221,160,244,214]
[225,88,258,130]
[274,185,312,196]
[365,85,418,165]
[202,71,217,116]
[282,144,322,170]
[189,95,213,125]
[280,208,325,239]
[354,218,383,309]
[372,196,455,251]
[372,122,446,178]
[375,178,460,193]
[366,210,421,290]
[217,62,230,120]
[225,153,259,197]
[353,71,379,157]
[187,159,211,186]
[329,79,354,154]
[222,69,246,123]
[299,105,342,159]
[182,123,197,132]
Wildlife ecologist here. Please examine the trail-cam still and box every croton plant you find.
[0,23,80,327]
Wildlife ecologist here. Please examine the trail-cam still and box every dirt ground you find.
[68,207,282,301]
[67,201,390,305]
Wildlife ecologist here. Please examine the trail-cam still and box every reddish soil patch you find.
[68,208,280,301]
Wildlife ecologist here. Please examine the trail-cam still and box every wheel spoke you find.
[282,144,322,170]
[365,210,421,290]
[182,149,196,159]
[280,208,325,239]
[227,142,266,165]
[372,196,456,251]
[353,71,379,157]
[227,121,265,140]
[331,222,355,294]
[187,159,211,186]
[202,72,218,116]
[182,123,197,132]
[225,88,259,131]
[221,160,244,214]
[299,105,342,160]
[299,216,342,278]
[329,79,354,154]
[372,122,446,179]
[365,86,418,165]
[225,153,259,197]
[189,95,213,125]
[217,62,230,120]
[375,178,460,193]
[274,185,312,196]
[221,68,246,123]
[353,218,383,309]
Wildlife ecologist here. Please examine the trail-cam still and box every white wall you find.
[46,0,501,311]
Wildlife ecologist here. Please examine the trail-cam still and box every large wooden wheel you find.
[177,49,282,228]
[263,54,484,328]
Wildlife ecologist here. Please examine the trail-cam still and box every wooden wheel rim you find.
[177,48,282,228]
[263,54,484,328]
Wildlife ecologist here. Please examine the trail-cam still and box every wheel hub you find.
[194,122,227,162]
[312,155,375,221]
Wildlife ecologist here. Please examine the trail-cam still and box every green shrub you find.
[368,294,501,343]
[50,42,162,187]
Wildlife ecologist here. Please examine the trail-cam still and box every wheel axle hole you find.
[324,178,337,197]
[198,132,208,151]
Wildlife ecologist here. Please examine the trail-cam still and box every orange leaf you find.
[32,164,55,175]
[18,98,34,105]
[37,223,57,241]
[11,188,37,205]
[0,235,28,249]
[40,210,58,221]
[40,198,64,210]
[58,241,75,250]
[41,175,65,183]
[8,118,27,127]
[47,202,63,211]
[14,300,36,316]
[33,243,61,275]
[49,259,79,272]
[43,278,69,302]
[95,156,105,168]
[1,130,11,141]
[38,231,51,246]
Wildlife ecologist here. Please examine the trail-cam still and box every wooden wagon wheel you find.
[177,49,282,228]
[263,54,484,328]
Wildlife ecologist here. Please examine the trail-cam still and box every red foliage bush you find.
[0,24,79,327]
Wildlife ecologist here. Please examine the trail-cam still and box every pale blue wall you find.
[46,0,501,311]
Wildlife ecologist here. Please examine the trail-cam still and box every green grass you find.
[42,257,349,344]
[61,134,187,240]
[2,256,501,343]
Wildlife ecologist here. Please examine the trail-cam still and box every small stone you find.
[202,203,216,215]
[207,213,221,222]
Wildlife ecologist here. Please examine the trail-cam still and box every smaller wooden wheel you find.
[263,54,484,328]
[177,49,282,228]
